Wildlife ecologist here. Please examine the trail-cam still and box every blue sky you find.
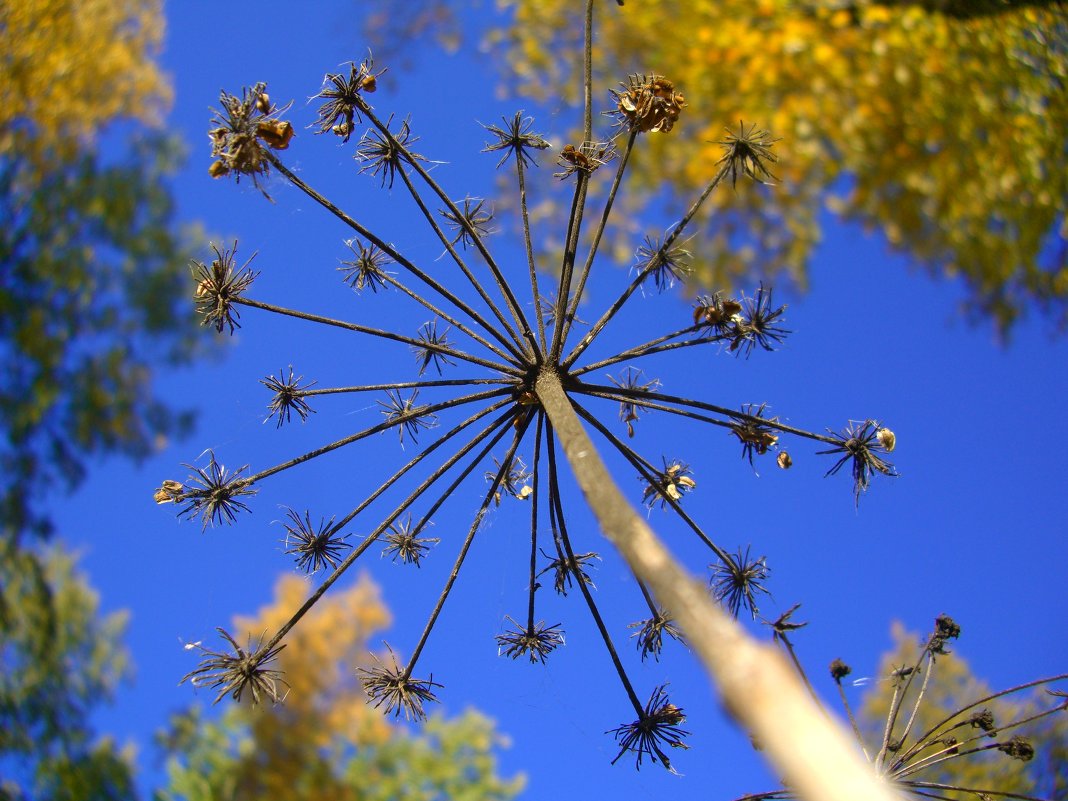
[49,2,1068,798]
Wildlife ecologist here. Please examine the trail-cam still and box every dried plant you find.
[737,614,1068,801]
[163,5,909,792]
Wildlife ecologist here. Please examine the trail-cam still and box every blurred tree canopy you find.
[366,0,1068,334]
[0,545,136,801]
[0,0,205,541]
[858,623,1068,800]
[157,573,524,801]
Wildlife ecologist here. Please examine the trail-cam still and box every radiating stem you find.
[265,151,522,358]
[355,99,537,357]
[404,412,534,676]
[560,130,638,347]
[301,377,516,397]
[396,164,527,358]
[545,425,643,717]
[245,387,511,485]
[235,297,520,375]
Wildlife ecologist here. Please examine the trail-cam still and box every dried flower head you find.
[629,609,684,662]
[608,684,690,771]
[485,455,532,506]
[358,644,442,722]
[717,121,780,187]
[710,547,771,619]
[482,111,550,169]
[312,55,386,142]
[608,367,660,438]
[412,320,456,376]
[731,403,780,468]
[191,242,259,334]
[693,291,744,332]
[281,508,350,573]
[829,658,852,682]
[378,389,438,444]
[539,549,600,595]
[181,627,287,705]
[728,284,789,356]
[261,366,316,427]
[208,82,292,191]
[441,196,494,250]
[635,234,692,292]
[929,613,961,655]
[382,516,439,566]
[818,419,898,505]
[554,141,616,178]
[173,450,256,529]
[496,617,565,664]
[339,239,393,293]
[612,74,686,133]
[642,459,696,509]
[356,114,424,188]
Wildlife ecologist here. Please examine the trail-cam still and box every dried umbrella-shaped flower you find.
[164,3,900,774]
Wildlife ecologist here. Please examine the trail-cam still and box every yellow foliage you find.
[0,0,171,160]
[489,0,1068,330]
[233,572,394,754]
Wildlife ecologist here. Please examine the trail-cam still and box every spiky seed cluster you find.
[412,321,456,376]
[635,235,692,292]
[496,618,565,664]
[612,74,686,133]
[312,56,386,142]
[629,610,683,662]
[642,459,696,508]
[181,628,287,705]
[356,114,423,188]
[929,613,961,654]
[358,646,442,722]
[192,242,259,334]
[818,419,898,504]
[608,368,660,438]
[554,141,616,178]
[176,451,256,529]
[608,684,690,771]
[482,111,551,169]
[339,239,393,293]
[382,517,439,566]
[378,389,438,444]
[717,121,780,187]
[281,508,350,573]
[539,550,600,595]
[710,547,771,619]
[486,455,533,506]
[441,197,494,250]
[693,291,744,332]
[208,83,293,185]
[731,403,780,467]
[262,366,316,427]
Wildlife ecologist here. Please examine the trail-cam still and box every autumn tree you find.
[366,0,1068,334]
[158,573,523,801]
[0,0,204,541]
[0,546,135,801]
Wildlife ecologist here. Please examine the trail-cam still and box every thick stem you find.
[534,367,902,801]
